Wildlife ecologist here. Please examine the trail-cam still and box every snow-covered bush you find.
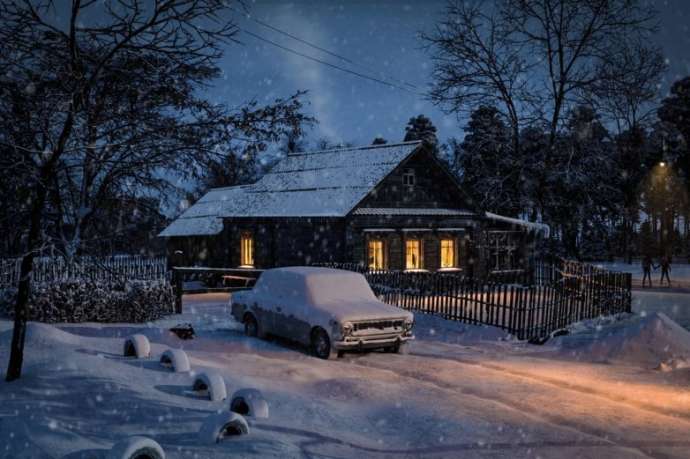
[230,388,269,419]
[159,348,191,373]
[0,280,173,323]
[107,436,165,459]
[198,412,249,444]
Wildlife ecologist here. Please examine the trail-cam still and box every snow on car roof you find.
[159,141,422,237]
[256,267,377,305]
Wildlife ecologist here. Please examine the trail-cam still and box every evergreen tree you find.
[456,106,520,215]
[403,115,438,150]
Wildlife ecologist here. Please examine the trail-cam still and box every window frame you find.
[402,168,416,188]
[240,231,254,267]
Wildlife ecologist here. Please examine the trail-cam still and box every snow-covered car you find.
[231,267,414,359]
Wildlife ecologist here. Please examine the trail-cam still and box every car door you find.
[272,285,312,345]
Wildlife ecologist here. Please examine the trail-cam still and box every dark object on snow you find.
[528,328,569,345]
[170,323,195,340]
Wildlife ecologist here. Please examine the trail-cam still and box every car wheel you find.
[244,314,259,338]
[311,328,335,360]
[385,342,406,354]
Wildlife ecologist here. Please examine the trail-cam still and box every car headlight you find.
[404,318,414,331]
[341,321,354,336]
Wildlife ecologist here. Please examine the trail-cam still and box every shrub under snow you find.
[0,280,173,323]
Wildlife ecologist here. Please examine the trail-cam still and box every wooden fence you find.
[318,260,631,341]
[0,255,168,288]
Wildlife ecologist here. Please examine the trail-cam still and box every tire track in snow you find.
[343,354,687,459]
[410,347,690,422]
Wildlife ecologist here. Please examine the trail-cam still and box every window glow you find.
[441,238,455,268]
[406,239,421,269]
[240,233,254,267]
[368,239,385,270]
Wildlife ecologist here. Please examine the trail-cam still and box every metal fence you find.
[317,260,631,341]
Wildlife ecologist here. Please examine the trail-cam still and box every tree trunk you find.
[5,185,48,381]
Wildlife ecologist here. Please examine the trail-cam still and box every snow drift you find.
[557,312,690,368]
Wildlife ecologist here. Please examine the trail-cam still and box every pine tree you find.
[456,106,520,215]
[403,115,438,150]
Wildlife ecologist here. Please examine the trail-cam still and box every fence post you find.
[173,268,183,314]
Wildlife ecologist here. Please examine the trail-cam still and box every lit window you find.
[402,168,415,187]
[368,239,385,270]
[240,233,254,267]
[405,239,421,270]
[441,238,455,268]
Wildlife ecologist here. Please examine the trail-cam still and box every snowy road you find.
[1,293,689,458]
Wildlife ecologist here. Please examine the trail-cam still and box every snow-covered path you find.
[1,293,689,458]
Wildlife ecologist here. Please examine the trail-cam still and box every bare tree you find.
[503,0,658,145]
[0,0,311,381]
[422,1,531,156]
[588,40,666,134]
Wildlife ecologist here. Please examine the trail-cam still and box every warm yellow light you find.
[441,239,455,268]
[368,239,384,270]
[405,239,421,269]
[240,233,254,267]
[659,161,666,167]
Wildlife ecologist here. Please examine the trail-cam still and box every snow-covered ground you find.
[1,293,690,458]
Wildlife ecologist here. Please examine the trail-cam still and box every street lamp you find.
[659,161,666,167]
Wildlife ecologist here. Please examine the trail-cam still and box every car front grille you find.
[353,320,404,332]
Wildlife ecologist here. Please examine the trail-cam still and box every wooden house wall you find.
[357,149,471,210]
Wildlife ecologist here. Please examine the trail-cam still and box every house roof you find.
[161,141,444,237]
[353,207,475,216]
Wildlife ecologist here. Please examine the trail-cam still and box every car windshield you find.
[305,271,378,305]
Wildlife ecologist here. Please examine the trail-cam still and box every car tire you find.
[385,342,406,354]
[310,327,336,360]
[244,313,262,338]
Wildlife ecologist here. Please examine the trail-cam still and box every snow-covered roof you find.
[484,212,550,237]
[160,141,425,237]
[353,207,474,216]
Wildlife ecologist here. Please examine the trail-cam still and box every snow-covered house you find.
[159,141,548,277]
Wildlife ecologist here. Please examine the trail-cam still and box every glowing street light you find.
[659,161,666,167]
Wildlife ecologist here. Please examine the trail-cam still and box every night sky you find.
[212,0,690,146]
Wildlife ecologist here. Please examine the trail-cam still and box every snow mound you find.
[198,412,249,444]
[107,436,165,459]
[123,334,150,359]
[230,388,269,419]
[0,322,84,347]
[413,312,513,344]
[192,372,227,402]
[159,348,191,373]
[558,312,690,368]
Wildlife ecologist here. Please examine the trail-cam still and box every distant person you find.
[642,254,654,288]
[659,255,672,286]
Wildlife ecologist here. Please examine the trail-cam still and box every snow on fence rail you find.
[0,255,168,288]
[317,260,631,341]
